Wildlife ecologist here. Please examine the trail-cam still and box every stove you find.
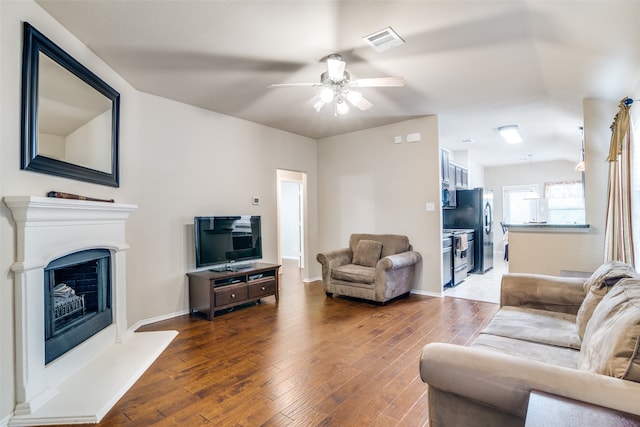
[442,229,474,286]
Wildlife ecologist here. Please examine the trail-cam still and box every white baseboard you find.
[129,309,190,332]
[410,289,443,298]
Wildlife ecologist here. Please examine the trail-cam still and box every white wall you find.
[0,1,318,423]
[125,92,318,323]
[316,116,442,295]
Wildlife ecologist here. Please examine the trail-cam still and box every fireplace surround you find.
[5,196,177,426]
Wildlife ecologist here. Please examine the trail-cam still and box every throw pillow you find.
[578,277,640,382]
[575,261,637,340]
[352,239,383,268]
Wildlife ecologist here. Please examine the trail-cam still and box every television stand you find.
[187,262,280,320]
[209,262,256,273]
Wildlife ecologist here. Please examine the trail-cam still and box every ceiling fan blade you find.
[302,94,326,112]
[351,77,405,87]
[353,95,373,111]
[327,56,346,82]
[345,90,373,111]
[268,82,320,88]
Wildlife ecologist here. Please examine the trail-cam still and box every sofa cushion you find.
[578,277,640,381]
[576,261,637,340]
[482,306,581,350]
[331,264,375,284]
[352,239,383,267]
[472,334,580,369]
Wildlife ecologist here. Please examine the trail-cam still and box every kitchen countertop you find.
[505,224,590,232]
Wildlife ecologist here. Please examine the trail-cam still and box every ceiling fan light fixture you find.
[320,86,334,103]
[336,99,349,115]
[326,54,346,82]
[498,125,523,144]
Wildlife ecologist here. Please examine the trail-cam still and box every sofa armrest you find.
[500,273,587,315]
[378,250,422,270]
[420,342,640,419]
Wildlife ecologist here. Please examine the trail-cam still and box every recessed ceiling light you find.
[460,139,475,144]
[497,125,523,144]
[363,27,405,52]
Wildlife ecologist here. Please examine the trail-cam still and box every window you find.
[544,181,585,224]
[503,185,539,224]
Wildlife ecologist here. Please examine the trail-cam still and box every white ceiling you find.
[36,0,640,167]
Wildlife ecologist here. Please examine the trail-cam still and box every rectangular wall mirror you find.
[21,22,120,187]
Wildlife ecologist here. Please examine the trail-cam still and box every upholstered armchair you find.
[316,233,422,304]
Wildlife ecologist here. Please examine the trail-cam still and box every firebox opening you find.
[44,249,112,364]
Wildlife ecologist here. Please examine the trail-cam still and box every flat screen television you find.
[194,215,262,270]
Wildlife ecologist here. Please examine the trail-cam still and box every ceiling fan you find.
[269,54,405,115]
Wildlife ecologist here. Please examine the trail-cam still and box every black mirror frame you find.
[21,22,120,187]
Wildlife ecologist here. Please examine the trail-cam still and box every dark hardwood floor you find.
[53,261,499,426]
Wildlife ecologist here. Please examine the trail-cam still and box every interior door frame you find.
[276,169,307,269]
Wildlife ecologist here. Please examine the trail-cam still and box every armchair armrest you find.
[420,342,640,419]
[316,248,352,269]
[377,250,422,270]
[500,273,587,315]
[316,248,352,294]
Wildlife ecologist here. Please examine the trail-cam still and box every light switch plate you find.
[426,202,435,211]
[407,132,421,143]
[394,135,402,144]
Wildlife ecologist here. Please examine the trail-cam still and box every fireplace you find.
[5,196,177,425]
[45,249,112,364]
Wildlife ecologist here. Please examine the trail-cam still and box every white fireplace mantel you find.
[4,196,177,426]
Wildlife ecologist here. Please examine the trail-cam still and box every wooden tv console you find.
[186,262,280,320]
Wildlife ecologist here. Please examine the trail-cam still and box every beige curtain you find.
[604,97,635,266]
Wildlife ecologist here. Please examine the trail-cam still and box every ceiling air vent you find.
[363,27,405,52]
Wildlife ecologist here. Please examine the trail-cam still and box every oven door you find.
[452,234,468,285]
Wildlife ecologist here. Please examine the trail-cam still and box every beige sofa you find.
[316,233,422,304]
[420,261,640,426]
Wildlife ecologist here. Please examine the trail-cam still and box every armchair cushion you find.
[579,277,640,381]
[332,264,375,284]
[352,239,383,267]
[575,261,638,339]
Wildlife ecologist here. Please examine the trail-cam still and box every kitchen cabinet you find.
[440,148,451,183]
[452,162,469,189]
[441,149,468,189]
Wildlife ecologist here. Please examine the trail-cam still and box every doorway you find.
[277,170,306,270]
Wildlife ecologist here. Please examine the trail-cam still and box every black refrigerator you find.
[443,188,494,273]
